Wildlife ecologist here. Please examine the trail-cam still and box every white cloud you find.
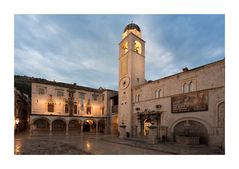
[15,47,71,82]
[207,48,224,58]
[133,16,179,80]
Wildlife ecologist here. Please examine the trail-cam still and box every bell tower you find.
[118,23,145,136]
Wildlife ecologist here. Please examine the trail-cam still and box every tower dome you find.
[122,22,142,39]
[123,23,141,33]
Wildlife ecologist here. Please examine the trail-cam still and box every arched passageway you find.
[33,118,49,135]
[83,120,96,132]
[173,120,208,144]
[68,119,81,134]
[52,119,66,135]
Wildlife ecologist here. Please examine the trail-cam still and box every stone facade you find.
[132,60,225,147]
[30,81,117,136]
[118,23,225,148]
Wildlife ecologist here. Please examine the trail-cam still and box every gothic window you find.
[86,99,91,115]
[48,103,54,112]
[48,95,54,112]
[135,94,141,102]
[69,92,74,98]
[155,89,161,98]
[137,94,140,102]
[38,87,46,95]
[56,90,64,97]
[65,101,68,113]
[183,83,188,93]
[79,92,85,111]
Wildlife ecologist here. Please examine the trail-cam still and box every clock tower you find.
[118,23,145,137]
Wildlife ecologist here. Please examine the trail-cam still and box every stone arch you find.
[52,118,66,134]
[68,119,81,134]
[83,119,96,132]
[32,117,50,135]
[32,118,50,130]
[169,117,212,145]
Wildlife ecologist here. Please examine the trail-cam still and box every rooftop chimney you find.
[182,67,189,72]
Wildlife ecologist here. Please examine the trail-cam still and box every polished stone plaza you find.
[14,132,224,155]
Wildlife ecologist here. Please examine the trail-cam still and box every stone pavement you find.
[101,135,224,155]
[14,132,224,155]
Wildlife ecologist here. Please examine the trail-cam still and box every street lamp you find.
[15,118,20,133]
[15,118,20,125]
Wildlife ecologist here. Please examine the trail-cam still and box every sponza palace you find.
[26,23,224,148]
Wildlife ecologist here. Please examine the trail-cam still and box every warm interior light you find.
[15,118,20,125]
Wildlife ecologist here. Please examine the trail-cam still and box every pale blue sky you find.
[14,14,224,90]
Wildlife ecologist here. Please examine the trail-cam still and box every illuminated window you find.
[122,41,128,53]
[134,41,142,54]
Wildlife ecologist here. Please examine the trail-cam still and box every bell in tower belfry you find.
[118,22,146,137]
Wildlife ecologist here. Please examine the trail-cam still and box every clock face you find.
[120,76,130,90]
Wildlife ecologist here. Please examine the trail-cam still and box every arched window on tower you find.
[134,41,142,54]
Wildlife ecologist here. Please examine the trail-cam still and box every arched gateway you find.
[173,120,208,144]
